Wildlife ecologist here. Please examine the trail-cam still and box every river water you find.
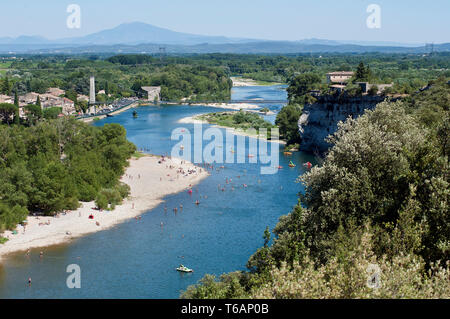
[0,85,315,298]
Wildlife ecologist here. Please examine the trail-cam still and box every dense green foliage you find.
[198,111,275,133]
[0,103,17,125]
[287,73,322,105]
[0,55,233,107]
[181,79,450,299]
[1,52,448,107]
[95,183,131,211]
[275,104,303,144]
[0,118,135,231]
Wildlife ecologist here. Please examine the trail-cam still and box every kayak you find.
[303,162,312,169]
[176,265,194,273]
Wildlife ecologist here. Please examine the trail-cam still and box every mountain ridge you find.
[0,22,447,54]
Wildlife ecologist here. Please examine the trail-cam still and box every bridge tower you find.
[89,76,96,105]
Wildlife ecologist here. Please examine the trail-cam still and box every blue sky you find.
[1,0,449,43]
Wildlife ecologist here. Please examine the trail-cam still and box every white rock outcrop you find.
[298,95,387,154]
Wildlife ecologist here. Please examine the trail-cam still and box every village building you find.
[326,71,354,84]
[0,94,14,104]
[46,87,65,97]
[356,82,394,94]
[16,92,76,115]
[77,94,89,102]
[61,97,76,115]
[19,92,41,106]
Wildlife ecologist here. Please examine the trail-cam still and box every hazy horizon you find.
[0,0,449,44]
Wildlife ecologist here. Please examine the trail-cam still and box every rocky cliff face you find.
[298,94,387,154]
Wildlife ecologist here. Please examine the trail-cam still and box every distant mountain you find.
[0,35,52,45]
[0,22,448,54]
[0,22,255,47]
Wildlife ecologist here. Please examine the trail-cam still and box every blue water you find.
[0,85,314,299]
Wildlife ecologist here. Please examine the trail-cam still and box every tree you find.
[43,107,62,119]
[300,101,448,264]
[0,103,17,125]
[287,73,321,105]
[1,76,11,95]
[14,90,19,106]
[368,85,378,96]
[104,81,109,96]
[354,62,373,82]
[24,104,42,125]
[275,104,303,144]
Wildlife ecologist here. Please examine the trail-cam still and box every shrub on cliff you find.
[252,231,450,299]
[300,100,449,264]
[275,104,303,144]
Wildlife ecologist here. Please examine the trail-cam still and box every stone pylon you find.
[89,76,96,105]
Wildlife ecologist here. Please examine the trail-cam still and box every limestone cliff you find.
[298,94,387,154]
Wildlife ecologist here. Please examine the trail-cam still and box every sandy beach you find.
[178,115,286,145]
[0,155,209,260]
[231,77,260,87]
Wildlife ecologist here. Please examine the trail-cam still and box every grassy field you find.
[0,62,11,76]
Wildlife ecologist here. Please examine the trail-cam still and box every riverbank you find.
[187,102,261,111]
[231,77,282,87]
[178,115,286,145]
[79,102,139,123]
[0,155,209,261]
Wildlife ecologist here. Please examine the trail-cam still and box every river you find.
[0,84,315,298]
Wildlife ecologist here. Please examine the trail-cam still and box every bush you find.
[252,231,450,299]
[0,203,28,232]
[275,104,302,144]
[95,183,130,211]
